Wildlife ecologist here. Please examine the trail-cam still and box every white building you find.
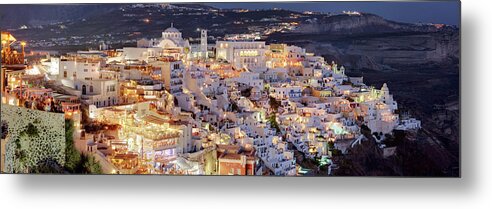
[200,29,208,59]
[379,83,398,111]
[56,55,120,107]
[233,72,264,90]
[215,41,266,71]
[136,24,190,60]
[79,79,119,107]
[361,101,399,134]
[150,58,184,95]
[118,47,162,63]
[396,118,422,130]
[269,85,302,100]
[58,57,103,88]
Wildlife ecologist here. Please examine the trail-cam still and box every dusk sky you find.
[207,1,460,26]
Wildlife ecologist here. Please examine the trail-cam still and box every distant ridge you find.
[0,4,124,28]
[295,12,456,35]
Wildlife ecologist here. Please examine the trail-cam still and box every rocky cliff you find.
[297,13,443,35]
[270,13,459,72]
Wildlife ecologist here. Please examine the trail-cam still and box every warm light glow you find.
[25,66,41,75]
[20,41,26,46]
[239,50,258,57]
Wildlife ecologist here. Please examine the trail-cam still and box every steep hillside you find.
[296,13,442,35]
[269,13,459,71]
[0,4,123,28]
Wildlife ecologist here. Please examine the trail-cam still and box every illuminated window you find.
[240,50,258,57]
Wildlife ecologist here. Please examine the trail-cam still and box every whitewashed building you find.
[215,41,266,71]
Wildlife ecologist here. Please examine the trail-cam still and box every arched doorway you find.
[82,85,86,95]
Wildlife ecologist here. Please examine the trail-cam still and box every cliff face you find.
[301,31,459,71]
[297,13,440,35]
[271,13,459,72]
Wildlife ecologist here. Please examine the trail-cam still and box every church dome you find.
[164,27,180,33]
[381,83,389,91]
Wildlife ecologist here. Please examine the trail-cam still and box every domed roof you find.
[381,83,389,91]
[164,27,180,33]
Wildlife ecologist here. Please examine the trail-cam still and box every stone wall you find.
[1,104,65,173]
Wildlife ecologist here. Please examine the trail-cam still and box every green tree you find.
[64,119,102,174]
[268,114,281,134]
[269,96,281,111]
[81,154,102,174]
[328,141,335,150]
[64,119,81,173]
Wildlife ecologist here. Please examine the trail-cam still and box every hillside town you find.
[1,25,421,175]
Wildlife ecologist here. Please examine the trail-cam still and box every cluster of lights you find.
[239,50,259,57]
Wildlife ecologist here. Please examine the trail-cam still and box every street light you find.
[20,41,26,53]
[20,41,26,63]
